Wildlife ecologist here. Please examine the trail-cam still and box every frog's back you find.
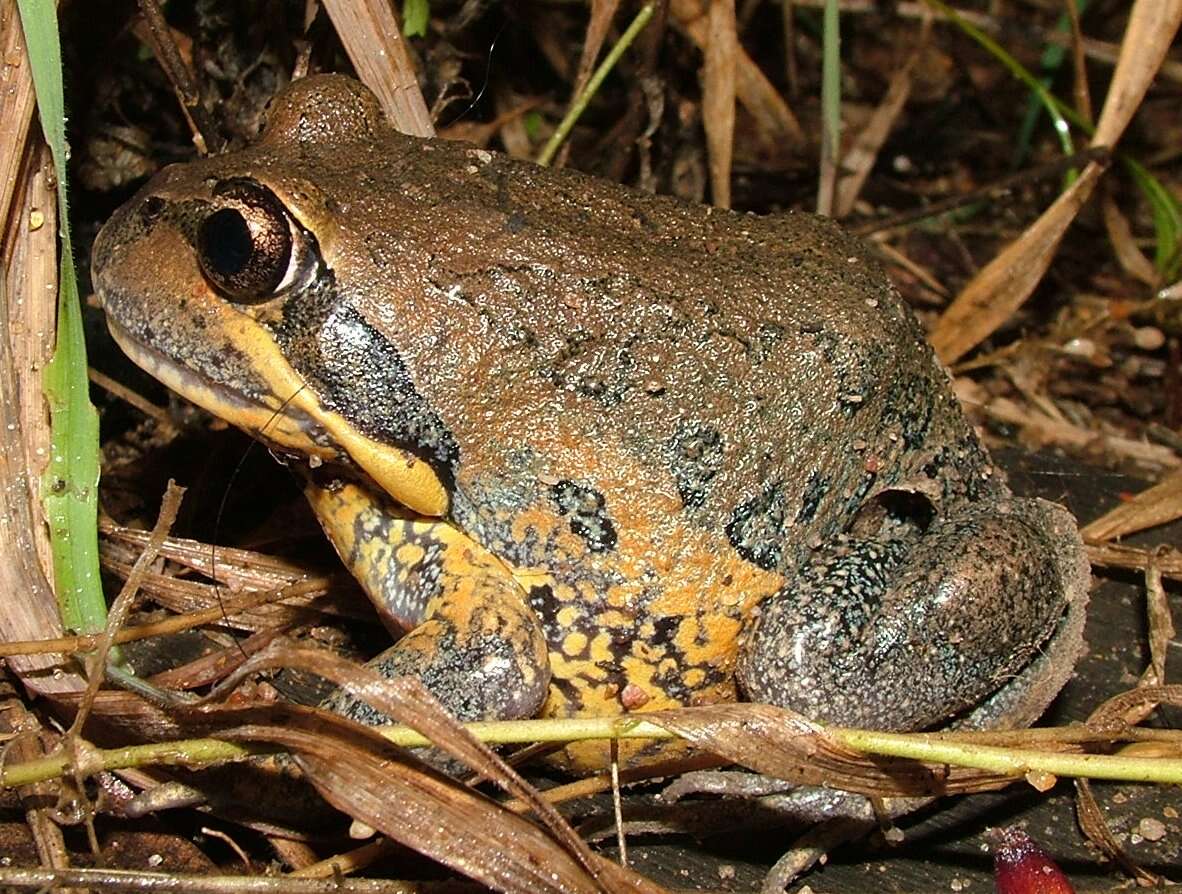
[296,128,989,580]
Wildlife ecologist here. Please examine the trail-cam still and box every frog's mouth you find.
[105,315,452,518]
[105,316,337,461]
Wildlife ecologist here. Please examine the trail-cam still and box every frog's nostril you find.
[139,195,166,223]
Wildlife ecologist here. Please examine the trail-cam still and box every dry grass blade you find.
[67,482,184,738]
[100,521,364,630]
[321,0,434,137]
[571,0,623,102]
[135,0,223,154]
[1079,467,1182,542]
[0,4,37,229]
[1075,778,1162,885]
[930,0,1182,364]
[702,0,737,208]
[669,0,803,146]
[2,701,71,877]
[1100,188,1160,286]
[0,866,486,891]
[980,396,1180,471]
[1086,542,1182,580]
[1085,684,1182,730]
[1141,553,1174,690]
[1090,1,1182,147]
[929,161,1105,365]
[102,521,323,590]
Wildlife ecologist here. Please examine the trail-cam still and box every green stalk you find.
[16,0,105,635]
[537,3,655,167]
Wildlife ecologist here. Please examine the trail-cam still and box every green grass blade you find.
[1124,158,1182,282]
[924,0,1076,156]
[536,3,654,167]
[17,0,105,635]
[1013,0,1093,167]
[402,0,429,38]
[925,0,1179,280]
[817,0,840,214]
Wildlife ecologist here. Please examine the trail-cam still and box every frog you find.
[91,74,1090,773]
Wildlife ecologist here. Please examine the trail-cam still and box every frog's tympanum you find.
[93,75,1090,772]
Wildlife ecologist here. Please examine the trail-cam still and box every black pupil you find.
[201,208,253,276]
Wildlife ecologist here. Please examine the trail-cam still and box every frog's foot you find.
[307,480,551,724]
[736,496,1089,731]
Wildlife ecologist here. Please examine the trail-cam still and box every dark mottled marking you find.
[669,422,724,508]
[549,330,636,406]
[528,583,564,644]
[268,268,460,485]
[841,469,879,520]
[650,615,682,646]
[805,327,876,416]
[550,480,618,553]
[753,321,786,363]
[880,373,935,450]
[922,433,994,502]
[651,659,727,703]
[796,471,830,524]
[506,210,528,233]
[725,480,790,570]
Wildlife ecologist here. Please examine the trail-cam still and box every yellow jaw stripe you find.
[109,318,450,518]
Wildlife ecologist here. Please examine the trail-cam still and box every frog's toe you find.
[736,497,1088,731]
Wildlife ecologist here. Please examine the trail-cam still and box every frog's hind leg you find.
[736,496,1089,731]
[304,480,551,724]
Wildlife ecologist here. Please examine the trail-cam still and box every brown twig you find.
[136,0,224,154]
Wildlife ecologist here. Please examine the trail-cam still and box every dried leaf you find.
[1101,188,1159,286]
[571,0,623,101]
[930,161,1105,364]
[1075,778,1162,885]
[1091,1,1182,147]
[669,0,804,146]
[321,0,434,137]
[205,644,666,893]
[1086,542,1182,580]
[1141,552,1175,690]
[981,397,1180,470]
[224,705,657,893]
[1080,468,1182,542]
[835,18,929,217]
[1086,683,1182,730]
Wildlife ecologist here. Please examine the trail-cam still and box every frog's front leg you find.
[304,481,551,724]
[737,496,1089,731]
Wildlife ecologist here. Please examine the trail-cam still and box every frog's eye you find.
[198,179,298,304]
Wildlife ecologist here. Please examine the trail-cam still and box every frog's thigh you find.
[737,497,1089,731]
[306,481,551,723]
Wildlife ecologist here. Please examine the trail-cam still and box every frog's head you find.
[92,75,453,516]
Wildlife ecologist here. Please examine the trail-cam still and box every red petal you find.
[991,827,1076,894]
